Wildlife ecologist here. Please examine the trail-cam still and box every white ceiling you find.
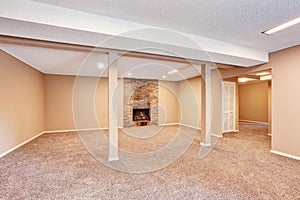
[0,0,269,67]
[31,0,300,52]
[1,43,199,81]
[1,0,300,80]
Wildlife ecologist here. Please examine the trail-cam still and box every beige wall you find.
[211,69,223,135]
[268,81,272,134]
[72,76,109,129]
[158,81,180,124]
[44,75,112,131]
[265,45,300,157]
[45,75,181,130]
[239,82,269,123]
[178,76,202,128]
[44,75,76,130]
[0,50,44,155]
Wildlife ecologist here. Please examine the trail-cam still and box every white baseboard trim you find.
[211,133,223,138]
[222,129,239,134]
[200,142,212,147]
[180,123,201,130]
[108,156,119,161]
[239,120,269,125]
[0,126,124,158]
[270,150,300,161]
[0,131,44,158]
[158,123,180,126]
[43,127,109,134]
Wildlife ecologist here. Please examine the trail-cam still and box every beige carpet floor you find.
[0,123,299,199]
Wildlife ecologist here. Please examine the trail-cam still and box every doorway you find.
[222,81,237,133]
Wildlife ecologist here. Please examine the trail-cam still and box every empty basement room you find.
[0,1,299,199]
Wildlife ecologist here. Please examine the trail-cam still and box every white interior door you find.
[222,81,236,132]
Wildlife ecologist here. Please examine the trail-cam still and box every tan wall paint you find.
[118,78,124,127]
[158,81,180,124]
[0,50,44,155]
[236,79,239,131]
[72,76,109,129]
[268,81,272,134]
[239,82,269,123]
[44,75,180,130]
[44,75,113,130]
[44,75,76,130]
[265,45,300,157]
[211,69,223,135]
[178,76,202,128]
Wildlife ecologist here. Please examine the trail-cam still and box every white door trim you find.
[222,81,237,133]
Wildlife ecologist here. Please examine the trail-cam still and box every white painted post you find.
[201,64,212,146]
[108,51,119,161]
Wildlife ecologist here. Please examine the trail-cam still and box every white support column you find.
[201,63,212,146]
[108,51,119,161]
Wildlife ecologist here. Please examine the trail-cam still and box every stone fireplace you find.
[123,78,158,127]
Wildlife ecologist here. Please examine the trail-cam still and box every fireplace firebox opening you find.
[133,108,151,122]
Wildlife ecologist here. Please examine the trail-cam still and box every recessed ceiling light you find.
[127,72,132,76]
[238,77,256,83]
[260,75,272,81]
[162,75,167,79]
[263,16,300,35]
[256,71,270,76]
[167,69,178,75]
[97,63,105,69]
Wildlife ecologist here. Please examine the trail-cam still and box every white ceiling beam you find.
[0,0,269,67]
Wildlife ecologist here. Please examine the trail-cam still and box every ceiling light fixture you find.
[256,71,270,76]
[97,63,105,69]
[260,75,272,81]
[238,77,256,83]
[167,69,178,75]
[127,72,132,76]
[263,16,300,35]
[162,75,167,79]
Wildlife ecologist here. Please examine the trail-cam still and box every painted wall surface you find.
[267,45,300,157]
[44,75,76,130]
[44,75,118,130]
[0,50,44,155]
[178,76,201,128]
[158,81,180,124]
[239,82,269,123]
[44,75,180,130]
[211,69,223,135]
[73,76,110,129]
[268,81,272,134]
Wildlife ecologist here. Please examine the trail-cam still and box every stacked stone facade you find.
[123,78,158,127]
